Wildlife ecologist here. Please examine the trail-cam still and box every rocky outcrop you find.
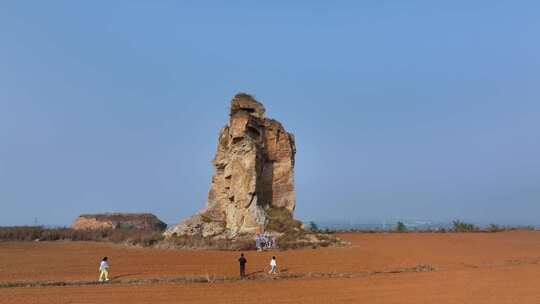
[166,93,296,238]
[72,213,167,231]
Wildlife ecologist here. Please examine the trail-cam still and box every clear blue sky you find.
[1,1,539,226]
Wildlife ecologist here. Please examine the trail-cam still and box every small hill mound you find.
[72,213,167,231]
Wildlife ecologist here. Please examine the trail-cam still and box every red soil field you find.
[1,231,540,303]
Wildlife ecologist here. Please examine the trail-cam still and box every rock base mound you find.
[164,93,341,249]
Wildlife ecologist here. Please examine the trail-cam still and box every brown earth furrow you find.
[2,231,540,303]
[0,264,436,289]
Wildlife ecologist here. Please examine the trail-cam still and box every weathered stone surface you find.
[72,213,167,231]
[166,93,296,238]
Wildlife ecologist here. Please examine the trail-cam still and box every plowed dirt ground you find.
[1,231,540,303]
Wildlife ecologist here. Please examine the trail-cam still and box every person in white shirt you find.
[269,256,277,275]
[99,257,110,282]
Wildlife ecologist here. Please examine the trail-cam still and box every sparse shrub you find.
[396,222,407,233]
[0,226,165,246]
[276,230,307,250]
[452,220,478,232]
[166,235,255,250]
[308,221,319,232]
[126,230,164,246]
[265,207,310,249]
[505,225,536,231]
[265,207,303,233]
[0,226,43,241]
[487,223,504,232]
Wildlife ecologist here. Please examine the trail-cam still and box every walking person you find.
[238,253,247,278]
[268,256,277,276]
[99,257,110,282]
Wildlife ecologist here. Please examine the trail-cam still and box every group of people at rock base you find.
[255,232,276,251]
[238,253,277,279]
[97,254,278,282]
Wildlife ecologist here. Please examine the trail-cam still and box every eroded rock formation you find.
[72,213,167,231]
[166,93,296,238]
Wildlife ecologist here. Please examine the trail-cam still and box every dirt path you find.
[2,265,540,304]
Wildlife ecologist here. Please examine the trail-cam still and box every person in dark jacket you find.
[238,253,247,278]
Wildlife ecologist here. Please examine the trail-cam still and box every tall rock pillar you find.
[166,93,296,238]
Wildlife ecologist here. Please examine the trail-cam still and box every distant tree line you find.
[303,220,536,234]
